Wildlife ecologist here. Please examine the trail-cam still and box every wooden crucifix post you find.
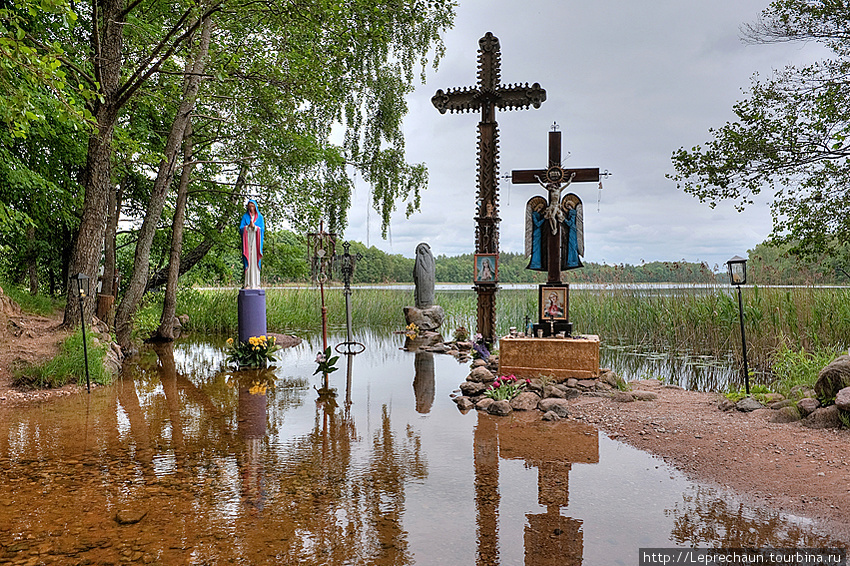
[512,128,599,335]
[432,32,546,343]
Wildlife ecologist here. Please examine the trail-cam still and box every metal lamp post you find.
[73,273,92,393]
[726,256,749,395]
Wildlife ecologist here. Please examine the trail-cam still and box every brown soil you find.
[566,380,850,540]
[0,289,79,405]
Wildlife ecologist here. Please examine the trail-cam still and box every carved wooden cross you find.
[512,130,599,284]
[432,31,546,342]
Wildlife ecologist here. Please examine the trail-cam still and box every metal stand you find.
[335,241,365,355]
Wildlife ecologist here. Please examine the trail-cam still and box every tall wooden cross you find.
[512,129,599,284]
[431,32,546,343]
[512,128,599,336]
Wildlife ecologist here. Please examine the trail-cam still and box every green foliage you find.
[313,346,339,376]
[13,328,110,389]
[484,374,528,401]
[725,384,772,404]
[669,0,850,262]
[768,343,843,399]
[0,280,62,315]
[225,335,280,369]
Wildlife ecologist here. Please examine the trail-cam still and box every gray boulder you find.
[538,398,570,418]
[736,397,764,412]
[815,355,850,400]
[460,381,487,397]
[797,397,820,416]
[631,390,658,401]
[475,398,495,412]
[455,397,474,411]
[835,387,850,411]
[541,410,561,422]
[510,391,541,411]
[468,366,495,383]
[543,385,566,399]
[488,400,513,416]
[612,391,634,403]
[770,406,801,423]
[404,305,445,331]
[803,405,843,429]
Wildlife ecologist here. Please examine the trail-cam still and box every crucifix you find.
[432,31,546,344]
[512,127,600,336]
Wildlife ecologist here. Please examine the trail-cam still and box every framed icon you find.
[539,285,568,321]
[473,253,498,283]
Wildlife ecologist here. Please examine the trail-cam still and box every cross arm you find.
[495,83,546,111]
[431,88,482,114]
[512,168,600,184]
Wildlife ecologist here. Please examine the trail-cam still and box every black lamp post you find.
[726,256,749,395]
[73,273,92,393]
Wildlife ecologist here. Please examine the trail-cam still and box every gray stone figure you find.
[413,242,436,308]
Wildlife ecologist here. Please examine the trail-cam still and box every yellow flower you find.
[226,337,234,346]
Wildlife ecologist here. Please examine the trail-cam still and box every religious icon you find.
[524,193,584,272]
[240,199,265,289]
[539,285,568,321]
[474,254,498,283]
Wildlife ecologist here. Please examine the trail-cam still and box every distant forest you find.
[173,230,849,287]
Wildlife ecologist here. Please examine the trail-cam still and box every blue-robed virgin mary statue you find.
[525,193,583,272]
[240,199,265,288]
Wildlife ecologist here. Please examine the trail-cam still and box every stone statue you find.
[240,199,265,288]
[413,242,435,308]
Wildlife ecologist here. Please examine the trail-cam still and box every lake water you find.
[0,332,841,565]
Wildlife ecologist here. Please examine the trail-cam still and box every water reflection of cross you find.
[335,242,366,355]
[512,130,599,285]
[432,31,546,343]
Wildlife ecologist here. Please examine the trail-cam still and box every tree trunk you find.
[98,181,122,325]
[146,162,249,291]
[155,120,194,341]
[63,0,124,327]
[115,16,212,351]
[26,225,38,295]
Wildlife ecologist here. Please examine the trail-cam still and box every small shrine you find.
[499,126,603,381]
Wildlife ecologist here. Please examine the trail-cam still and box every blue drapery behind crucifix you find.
[525,194,584,272]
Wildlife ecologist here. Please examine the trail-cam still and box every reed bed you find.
[159,285,850,375]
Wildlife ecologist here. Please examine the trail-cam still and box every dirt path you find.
[566,380,850,540]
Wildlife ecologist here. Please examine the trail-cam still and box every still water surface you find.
[0,332,841,565]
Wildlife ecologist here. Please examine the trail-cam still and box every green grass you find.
[12,328,111,389]
[1,281,63,316]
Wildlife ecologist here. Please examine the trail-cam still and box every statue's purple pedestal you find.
[238,289,267,343]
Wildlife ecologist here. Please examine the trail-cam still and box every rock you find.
[763,393,785,404]
[468,366,495,383]
[835,387,850,411]
[803,405,843,429]
[631,390,658,401]
[717,398,736,411]
[403,305,445,331]
[115,509,147,525]
[460,381,487,397]
[797,397,820,416]
[577,379,596,389]
[475,398,495,411]
[472,359,488,368]
[565,378,578,388]
[770,406,802,423]
[767,399,794,410]
[790,384,817,400]
[488,400,512,416]
[612,391,634,403]
[456,341,472,351]
[559,387,581,400]
[598,368,622,389]
[815,355,850,400]
[404,331,443,350]
[543,385,566,399]
[538,398,569,418]
[526,380,544,394]
[541,410,561,422]
[736,397,764,412]
[510,392,540,411]
[455,397,474,411]
[428,343,449,354]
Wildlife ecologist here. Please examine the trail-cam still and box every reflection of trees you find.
[668,485,841,547]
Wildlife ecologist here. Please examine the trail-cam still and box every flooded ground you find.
[0,333,843,565]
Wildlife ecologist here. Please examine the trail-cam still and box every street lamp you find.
[726,256,749,395]
[73,273,92,393]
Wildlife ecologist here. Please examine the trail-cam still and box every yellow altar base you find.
[498,335,600,381]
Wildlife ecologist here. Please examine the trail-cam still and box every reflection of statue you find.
[240,199,265,288]
[525,193,583,272]
[413,242,435,308]
[413,352,435,414]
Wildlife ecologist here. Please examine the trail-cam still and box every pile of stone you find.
[451,362,631,421]
[719,355,850,429]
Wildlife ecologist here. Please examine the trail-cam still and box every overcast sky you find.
[340,0,825,269]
